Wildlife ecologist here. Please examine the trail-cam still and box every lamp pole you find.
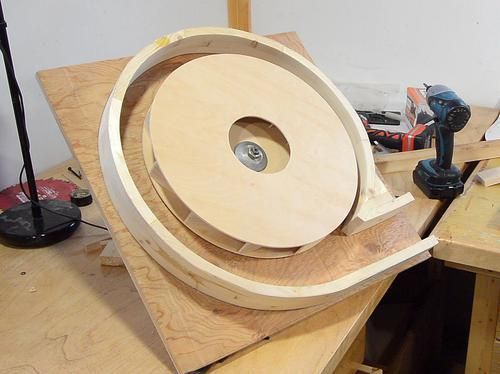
[0,0,82,247]
[0,0,41,217]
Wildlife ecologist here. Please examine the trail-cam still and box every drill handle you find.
[435,123,454,170]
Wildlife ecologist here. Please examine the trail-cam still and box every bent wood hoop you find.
[99,27,426,310]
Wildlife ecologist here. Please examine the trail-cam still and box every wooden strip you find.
[465,274,500,374]
[477,166,500,187]
[375,139,500,174]
[227,0,252,32]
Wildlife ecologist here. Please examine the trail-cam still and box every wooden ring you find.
[99,27,426,310]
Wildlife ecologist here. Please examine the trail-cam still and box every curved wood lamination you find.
[99,27,425,310]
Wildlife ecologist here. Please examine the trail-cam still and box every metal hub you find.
[233,141,268,172]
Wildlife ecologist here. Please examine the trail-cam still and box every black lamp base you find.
[0,200,81,248]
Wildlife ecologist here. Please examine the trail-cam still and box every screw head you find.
[248,145,262,160]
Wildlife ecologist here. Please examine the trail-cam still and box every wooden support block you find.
[100,241,124,267]
[85,238,111,253]
[375,139,500,174]
[227,0,251,31]
[478,166,500,187]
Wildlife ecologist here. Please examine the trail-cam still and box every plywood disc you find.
[149,54,358,248]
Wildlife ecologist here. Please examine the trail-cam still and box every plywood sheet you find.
[38,32,428,372]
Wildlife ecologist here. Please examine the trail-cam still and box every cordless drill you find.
[413,84,471,199]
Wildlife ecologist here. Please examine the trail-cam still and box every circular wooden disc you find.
[150,54,358,248]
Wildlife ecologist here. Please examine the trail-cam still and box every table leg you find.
[466,274,500,374]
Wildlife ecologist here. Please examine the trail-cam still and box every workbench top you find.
[433,157,500,273]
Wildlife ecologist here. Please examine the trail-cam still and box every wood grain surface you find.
[38,32,429,372]
[0,161,175,373]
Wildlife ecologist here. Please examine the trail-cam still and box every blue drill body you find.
[412,85,471,199]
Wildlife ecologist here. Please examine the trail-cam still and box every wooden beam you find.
[375,139,500,174]
[227,0,251,32]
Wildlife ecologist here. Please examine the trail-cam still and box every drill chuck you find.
[426,84,471,132]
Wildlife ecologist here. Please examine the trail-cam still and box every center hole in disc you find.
[229,116,290,174]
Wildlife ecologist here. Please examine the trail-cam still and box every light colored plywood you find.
[37,32,430,372]
[375,139,500,174]
[227,0,252,31]
[150,53,358,248]
[465,274,500,374]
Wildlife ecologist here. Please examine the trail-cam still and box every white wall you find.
[0,0,226,189]
[1,0,499,188]
[253,0,500,110]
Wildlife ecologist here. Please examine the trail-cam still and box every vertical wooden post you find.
[227,0,252,32]
[465,274,500,373]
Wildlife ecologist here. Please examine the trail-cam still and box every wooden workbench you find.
[433,156,500,374]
